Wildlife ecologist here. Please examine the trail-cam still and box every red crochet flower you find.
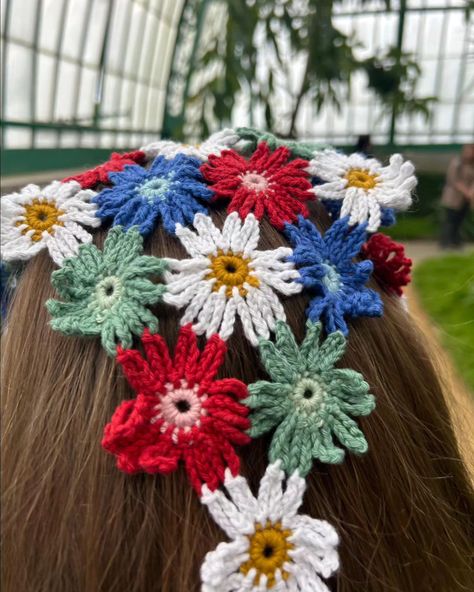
[102,325,250,494]
[201,142,313,229]
[63,150,146,189]
[361,233,412,296]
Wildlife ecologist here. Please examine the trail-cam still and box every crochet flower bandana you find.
[1,127,416,591]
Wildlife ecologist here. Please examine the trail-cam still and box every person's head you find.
[2,194,473,592]
[355,134,372,154]
[461,143,474,163]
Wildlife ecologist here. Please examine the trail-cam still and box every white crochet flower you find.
[163,212,302,345]
[307,150,417,232]
[1,180,99,266]
[200,461,339,592]
[140,128,240,161]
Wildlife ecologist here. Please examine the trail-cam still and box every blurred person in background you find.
[354,134,373,157]
[440,144,474,249]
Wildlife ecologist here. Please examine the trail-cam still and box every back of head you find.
[2,133,473,592]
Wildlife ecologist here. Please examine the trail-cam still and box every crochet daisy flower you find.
[46,226,166,355]
[63,150,146,189]
[361,233,412,296]
[1,181,99,266]
[102,325,250,493]
[94,154,213,235]
[307,150,417,232]
[200,461,339,591]
[201,142,313,229]
[286,216,383,335]
[246,321,375,474]
[140,128,240,161]
[164,212,302,345]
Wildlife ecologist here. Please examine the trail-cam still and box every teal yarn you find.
[246,320,375,476]
[46,226,167,356]
[235,126,328,160]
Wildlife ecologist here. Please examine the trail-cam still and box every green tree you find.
[167,0,436,140]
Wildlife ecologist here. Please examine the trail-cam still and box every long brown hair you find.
[2,203,473,591]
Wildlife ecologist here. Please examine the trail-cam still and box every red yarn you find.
[102,325,250,494]
[63,150,146,189]
[361,233,412,296]
[201,142,314,229]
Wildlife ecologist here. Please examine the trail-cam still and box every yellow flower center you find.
[16,199,64,242]
[240,521,294,588]
[206,249,260,298]
[345,168,378,190]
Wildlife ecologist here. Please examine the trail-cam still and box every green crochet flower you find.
[246,320,375,475]
[46,226,166,355]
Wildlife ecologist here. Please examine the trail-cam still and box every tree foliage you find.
[172,0,436,140]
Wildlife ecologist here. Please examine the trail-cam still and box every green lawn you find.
[414,252,474,392]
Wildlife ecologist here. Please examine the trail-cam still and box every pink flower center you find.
[154,380,206,439]
[241,172,268,193]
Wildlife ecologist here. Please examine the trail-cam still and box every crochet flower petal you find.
[361,232,412,296]
[269,413,315,476]
[94,154,212,236]
[308,149,416,232]
[200,537,250,591]
[247,321,375,474]
[63,151,146,189]
[287,217,382,335]
[331,409,370,455]
[312,426,345,464]
[164,213,301,345]
[258,338,300,384]
[47,227,166,355]
[200,462,339,591]
[103,326,249,493]
[247,383,292,438]
[1,181,99,266]
[140,128,240,161]
[47,301,101,336]
[201,142,313,229]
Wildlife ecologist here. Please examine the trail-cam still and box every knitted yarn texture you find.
[200,461,339,591]
[63,150,146,189]
[163,212,302,345]
[140,128,240,161]
[1,181,99,266]
[307,150,417,232]
[286,216,383,335]
[102,324,250,493]
[361,232,412,296]
[46,226,166,355]
[246,321,375,473]
[0,127,419,592]
[94,154,213,235]
[201,142,314,229]
[235,126,327,160]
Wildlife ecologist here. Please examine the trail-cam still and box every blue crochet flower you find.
[285,216,383,335]
[93,154,213,235]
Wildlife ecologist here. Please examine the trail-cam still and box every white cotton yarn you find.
[200,461,339,592]
[1,180,99,266]
[163,212,302,345]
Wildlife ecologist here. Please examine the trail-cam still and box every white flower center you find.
[241,172,268,192]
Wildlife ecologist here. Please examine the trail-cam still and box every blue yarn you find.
[320,198,396,228]
[285,216,383,335]
[93,154,213,235]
